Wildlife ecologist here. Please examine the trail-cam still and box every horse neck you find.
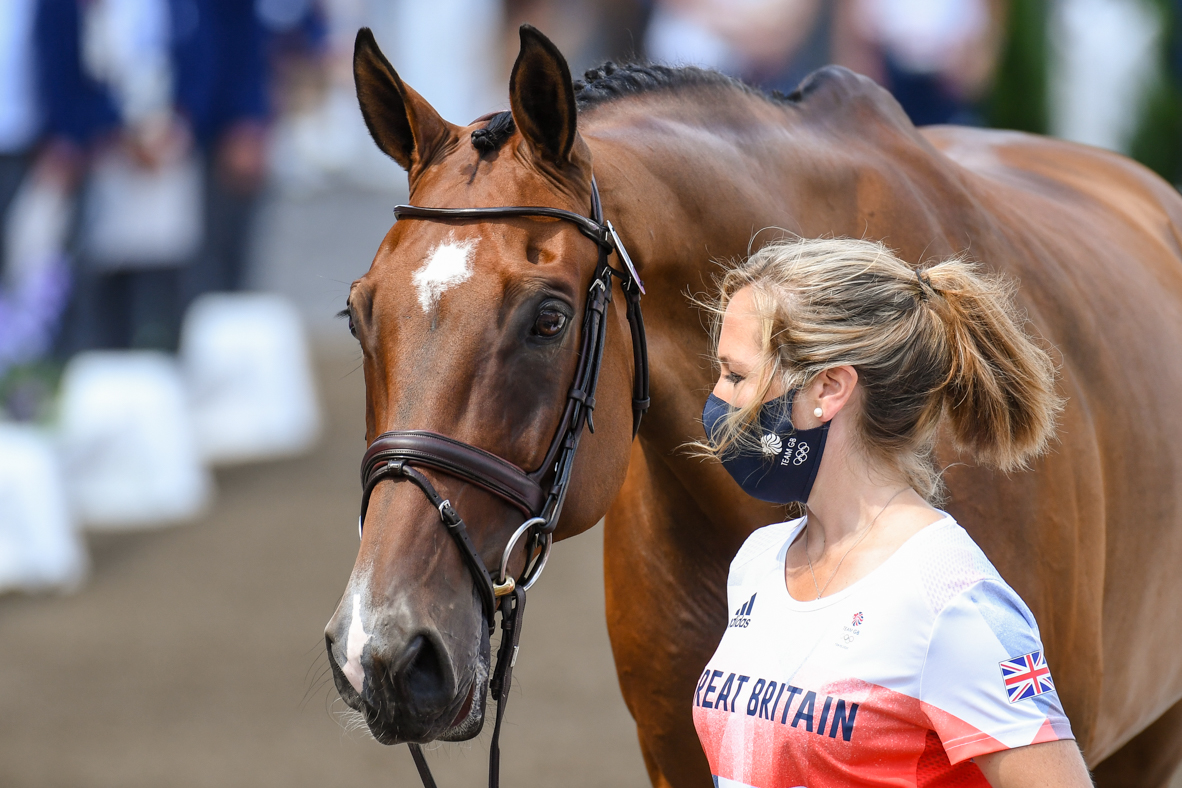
[584,86,983,326]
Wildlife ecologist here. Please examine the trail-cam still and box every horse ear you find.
[353,28,452,172]
[509,25,578,164]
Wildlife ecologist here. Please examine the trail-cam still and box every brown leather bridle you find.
[356,177,648,788]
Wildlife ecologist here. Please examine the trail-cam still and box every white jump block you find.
[59,351,212,530]
[180,293,321,465]
[0,425,87,594]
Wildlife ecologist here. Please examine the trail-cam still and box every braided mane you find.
[572,61,764,109]
[471,62,788,153]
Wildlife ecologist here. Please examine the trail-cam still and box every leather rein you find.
[357,177,649,788]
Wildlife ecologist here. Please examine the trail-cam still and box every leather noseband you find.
[361,430,544,518]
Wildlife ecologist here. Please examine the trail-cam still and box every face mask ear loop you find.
[797,420,830,501]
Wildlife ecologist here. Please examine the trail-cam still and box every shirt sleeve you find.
[918,579,1074,764]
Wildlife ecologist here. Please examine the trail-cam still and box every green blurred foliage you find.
[988,0,1182,184]
[988,0,1049,135]
[0,362,62,424]
[1129,0,1182,182]
[1129,74,1182,181]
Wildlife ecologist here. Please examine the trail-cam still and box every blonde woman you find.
[692,238,1091,786]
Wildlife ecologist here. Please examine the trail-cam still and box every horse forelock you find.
[471,111,516,154]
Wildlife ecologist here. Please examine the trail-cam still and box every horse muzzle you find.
[325,598,491,744]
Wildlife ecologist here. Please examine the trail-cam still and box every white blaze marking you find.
[343,593,371,694]
[412,234,476,312]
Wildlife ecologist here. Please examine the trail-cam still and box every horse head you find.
[324,26,638,745]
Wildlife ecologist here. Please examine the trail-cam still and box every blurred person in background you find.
[36,0,196,353]
[174,0,275,312]
[833,0,1007,126]
[0,0,40,276]
[0,0,71,420]
[34,0,303,355]
[642,0,832,94]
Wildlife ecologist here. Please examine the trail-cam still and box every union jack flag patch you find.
[1000,650,1055,703]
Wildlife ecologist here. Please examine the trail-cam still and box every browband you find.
[393,204,611,249]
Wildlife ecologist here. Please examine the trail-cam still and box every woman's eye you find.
[534,309,567,338]
[725,372,744,385]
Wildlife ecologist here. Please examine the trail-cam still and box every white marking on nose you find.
[412,234,476,313]
[343,593,371,694]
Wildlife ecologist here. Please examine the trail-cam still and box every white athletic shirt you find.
[692,515,1073,787]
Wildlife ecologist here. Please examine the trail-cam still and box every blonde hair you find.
[696,237,1062,501]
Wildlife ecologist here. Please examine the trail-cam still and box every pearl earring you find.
[813,407,823,418]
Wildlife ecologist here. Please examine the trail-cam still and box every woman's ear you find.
[814,365,859,422]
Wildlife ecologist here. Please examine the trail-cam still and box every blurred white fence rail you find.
[0,424,87,593]
[181,292,321,465]
[59,351,212,529]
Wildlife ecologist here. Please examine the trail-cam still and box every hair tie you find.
[914,268,936,298]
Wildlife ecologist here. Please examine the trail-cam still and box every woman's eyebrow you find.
[717,356,747,371]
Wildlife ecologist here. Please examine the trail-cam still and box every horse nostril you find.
[397,634,451,710]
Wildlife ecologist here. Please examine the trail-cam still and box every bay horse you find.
[325,25,1182,787]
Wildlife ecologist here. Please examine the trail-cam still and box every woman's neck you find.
[784,393,944,601]
[802,429,915,554]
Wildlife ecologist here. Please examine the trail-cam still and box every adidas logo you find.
[728,593,757,628]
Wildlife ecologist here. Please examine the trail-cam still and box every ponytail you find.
[925,261,1061,471]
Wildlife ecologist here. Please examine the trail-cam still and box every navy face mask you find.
[702,390,829,504]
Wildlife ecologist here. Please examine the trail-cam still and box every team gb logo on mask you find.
[761,433,783,456]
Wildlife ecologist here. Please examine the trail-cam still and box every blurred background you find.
[2,0,1181,785]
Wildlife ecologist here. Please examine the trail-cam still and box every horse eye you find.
[338,307,357,338]
[534,309,567,338]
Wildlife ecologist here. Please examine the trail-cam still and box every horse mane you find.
[472,62,788,154]
[573,61,766,109]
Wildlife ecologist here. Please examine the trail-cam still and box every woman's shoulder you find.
[889,516,1015,616]
[728,517,804,579]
